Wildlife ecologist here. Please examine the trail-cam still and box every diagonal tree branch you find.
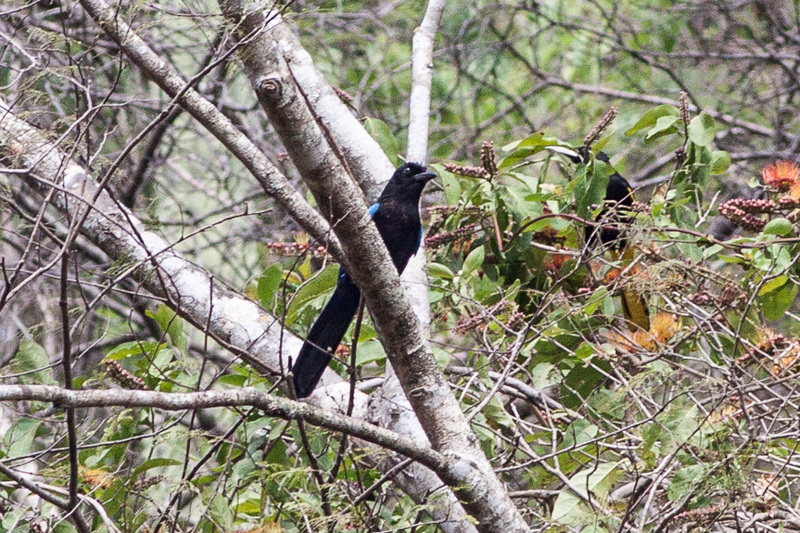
[0,98,520,532]
[214,4,527,530]
[256,13,396,201]
[74,0,343,262]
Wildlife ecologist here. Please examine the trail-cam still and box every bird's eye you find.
[404,167,411,175]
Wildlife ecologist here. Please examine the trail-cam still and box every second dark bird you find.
[550,146,650,331]
[292,162,437,398]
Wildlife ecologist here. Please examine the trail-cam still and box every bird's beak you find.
[416,171,437,183]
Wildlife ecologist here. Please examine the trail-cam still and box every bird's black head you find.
[378,162,437,202]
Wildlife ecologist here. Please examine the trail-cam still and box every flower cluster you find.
[266,241,328,258]
[454,300,511,334]
[425,224,476,249]
[105,360,149,390]
[443,162,490,180]
[720,161,800,232]
[762,160,800,192]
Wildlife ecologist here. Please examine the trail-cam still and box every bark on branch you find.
[0,96,522,532]
[407,0,446,164]
[0,385,451,468]
[214,4,528,530]
[76,0,343,261]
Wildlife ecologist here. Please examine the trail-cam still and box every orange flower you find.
[606,330,655,352]
[80,467,117,489]
[650,312,679,343]
[762,160,800,191]
[789,180,800,200]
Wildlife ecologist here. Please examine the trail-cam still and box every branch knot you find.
[257,76,283,102]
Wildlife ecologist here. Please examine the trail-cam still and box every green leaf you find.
[668,465,706,501]
[258,263,284,310]
[710,150,731,175]
[498,132,566,170]
[761,281,797,321]
[462,245,485,278]
[584,286,609,316]
[364,117,399,166]
[133,458,181,477]
[192,474,216,487]
[146,303,187,354]
[625,105,679,136]
[5,418,41,459]
[152,347,174,370]
[428,262,455,279]
[431,164,462,206]
[562,419,599,449]
[574,160,612,220]
[758,275,787,296]
[702,244,724,259]
[763,217,793,237]
[552,461,622,523]
[235,499,263,516]
[644,115,680,143]
[266,438,287,465]
[687,113,716,147]
[52,523,78,533]
[286,264,340,324]
[592,130,615,153]
[357,323,378,342]
[105,340,161,360]
[355,340,386,366]
[483,394,515,431]
[433,346,452,367]
[218,374,248,386]
[14,341,56,385]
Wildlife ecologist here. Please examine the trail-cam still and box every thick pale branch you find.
[253,13,395,201]
[0,97,344,390]
[216,4,528,530]
[407,0,446,164]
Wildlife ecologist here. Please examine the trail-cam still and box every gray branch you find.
[215,4,528,530]
[407,0,446,164]
[0,385,452,468]
[76,0,343,261]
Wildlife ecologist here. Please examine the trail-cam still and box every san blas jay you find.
[292,162,437,398]
[549,146,650,332]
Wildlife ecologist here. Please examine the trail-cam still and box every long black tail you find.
[292,276,361,398]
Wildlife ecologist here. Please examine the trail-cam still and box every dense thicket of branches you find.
[2,0,800,532]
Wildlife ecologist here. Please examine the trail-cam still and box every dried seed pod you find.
[679,91,691,124]
[443,162,490,179]
[584,106,618,147]
[425,224,477,248]
[481,141,498,178]
[105,360,149,390]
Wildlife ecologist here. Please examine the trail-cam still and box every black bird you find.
[583,151,635,249]
[292,162,437,398]
[549,147,650,331]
